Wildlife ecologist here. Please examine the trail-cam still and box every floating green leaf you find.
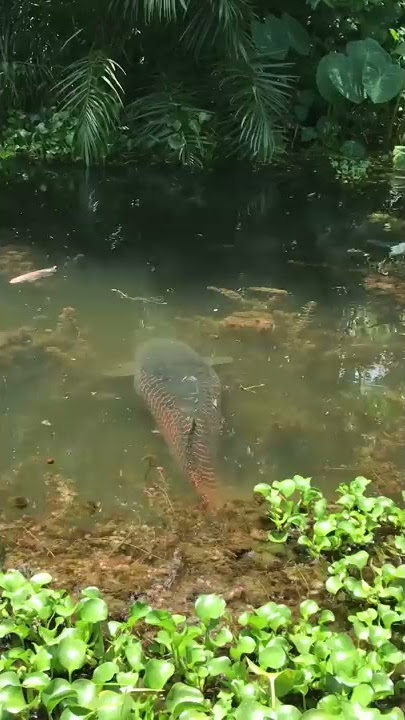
[259,638,287,670]
[144,659,174,689]
[207,656,232,676]
[58,638,87,674]
[124,641,143,670]
[166,683,206,714]
[195,594,226,623]
[71,678,98,709]
[0,684,27,713]
[30,572,53,587]
[22,672,50,690]
[78,598,108,623]
[93,662,119,685]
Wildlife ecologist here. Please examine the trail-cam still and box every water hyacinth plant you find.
[0,476,403,719]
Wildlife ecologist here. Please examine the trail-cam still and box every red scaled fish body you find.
[134,338,221,507]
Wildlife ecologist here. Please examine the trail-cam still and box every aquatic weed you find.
[0,477,403,718]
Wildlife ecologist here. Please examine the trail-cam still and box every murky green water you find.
[1,165,404,519]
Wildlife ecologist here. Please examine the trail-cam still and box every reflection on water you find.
[0,165,404,521]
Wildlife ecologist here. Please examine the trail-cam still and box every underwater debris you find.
[220,310,275,332]
[248,286,289,296]
[207,286,245,302]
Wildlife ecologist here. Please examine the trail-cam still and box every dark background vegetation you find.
[0,0,404,167]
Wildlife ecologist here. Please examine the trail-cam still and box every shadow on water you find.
[0,163,404,609]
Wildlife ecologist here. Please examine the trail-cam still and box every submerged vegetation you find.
[0,0,404,168]
[0,476,404,719]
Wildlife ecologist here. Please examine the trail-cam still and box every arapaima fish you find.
[134,338,222,507]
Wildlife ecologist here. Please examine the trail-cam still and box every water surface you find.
[1,165,404,520]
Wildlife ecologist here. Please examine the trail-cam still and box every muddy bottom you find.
[1,475,330,620]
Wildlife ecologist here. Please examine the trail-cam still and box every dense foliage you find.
[0,477,404,718]
[0,0,404,167]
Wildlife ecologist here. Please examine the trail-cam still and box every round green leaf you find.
[93,662,119,686]
[30,572,53,587]
[207,656,232,676]
[300,600,319,619]
[254,483,271,497]
[231,635,256,660]
[351,684,374,707]
[124,641,143,670]
[78,598,108,623]
[0,685,27,713]
[22,672,50,690]
[128,601,151,624]
[33,646,52,672]
[71,679,98,709]
[259,639,287,670]
[58,637,87,674]
[234,701,272,720]
[212,627,233,646]
[166,683,206,714]
[81,586,101,598]
[255,602,291,630]
[195,594,226,623]
[238,683,259,701]
[0,621,18,638]
[274,706,302,720]
[42,678,74,713]
[96,690,127,720]
[55,596,76,618]
[325,577,343,594]
[144,659,174,689]
[0,672,20,688]
[274,479,296,497]
[371,671,394,697]
[275,669,305,698]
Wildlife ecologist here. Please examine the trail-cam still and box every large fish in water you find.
[134,338,222,508]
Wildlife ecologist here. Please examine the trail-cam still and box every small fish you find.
[9,266,57,284]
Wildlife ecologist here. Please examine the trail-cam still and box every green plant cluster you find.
[0,477,404,719]
[254,476,404,555]
[0,109,78,163]
[0,0,404,168]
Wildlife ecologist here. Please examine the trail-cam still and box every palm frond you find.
[219,57,295,162]
[54,53,125,165]
[108,0,187,22]
[182,0,253,60]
